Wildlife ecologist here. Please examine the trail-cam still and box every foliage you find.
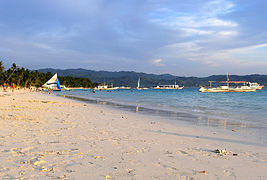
[0,62,94,88]
[0,61,4,74]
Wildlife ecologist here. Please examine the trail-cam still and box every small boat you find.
[153,84,184,89]
[94,83,119,90]
[153,80,184,90]
[136,78,148,90]
[61,85,72,91]
[199,86,256,92]
[43,73,61,91]
[199,73,259,92]
[116,86,131,90]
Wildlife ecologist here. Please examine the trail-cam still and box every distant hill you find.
[38,68,267,87]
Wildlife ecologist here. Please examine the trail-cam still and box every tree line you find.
[0,62,95,88]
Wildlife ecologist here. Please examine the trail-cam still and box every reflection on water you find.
[196,116,250,129]
[60,95,258,130]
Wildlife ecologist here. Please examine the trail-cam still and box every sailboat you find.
[136,78,148,90]
[137,78,140,89]
[43,73,61,91]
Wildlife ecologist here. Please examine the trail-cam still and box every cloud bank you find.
[0,0,267,76]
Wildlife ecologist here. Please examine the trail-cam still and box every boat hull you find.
[199,87,256,93]
[136,88,149,90]
[153,87,184,90]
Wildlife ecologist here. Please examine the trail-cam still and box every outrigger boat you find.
[199,73,262,92]
[42,73,61,91]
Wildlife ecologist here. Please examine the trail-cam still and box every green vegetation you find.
[59,76,96,88]
[0,62,95,88]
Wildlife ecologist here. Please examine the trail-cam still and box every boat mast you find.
[227,73,230,88]
[137,78,140,88]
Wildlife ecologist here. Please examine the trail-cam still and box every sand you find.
[0,89,266,179]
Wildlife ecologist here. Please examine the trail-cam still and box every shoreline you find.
[59,93,267,147]
[0,90,266,179]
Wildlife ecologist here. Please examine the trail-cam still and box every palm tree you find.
[11,63,17,71]
[0,61,4,74]
[0,61,4,84]
[23,69,31,88]
[0,62,95,88]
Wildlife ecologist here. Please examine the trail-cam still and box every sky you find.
[0,0,267,76]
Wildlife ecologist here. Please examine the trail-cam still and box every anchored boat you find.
[199,73,262,92]
[153,84,184,89]
[153,80,184,90]
[94,84,119,90]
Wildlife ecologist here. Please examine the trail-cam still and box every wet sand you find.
[0,90,266,179]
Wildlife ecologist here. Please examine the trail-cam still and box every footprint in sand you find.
[177,150,189,155]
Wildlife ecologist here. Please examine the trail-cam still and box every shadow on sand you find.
[146,130,266,147]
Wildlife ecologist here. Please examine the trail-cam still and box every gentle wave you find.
[56,88,267,146]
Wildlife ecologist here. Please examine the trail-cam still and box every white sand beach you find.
[0,90,266,179]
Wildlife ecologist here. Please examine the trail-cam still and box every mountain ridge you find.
[38,68,267,87]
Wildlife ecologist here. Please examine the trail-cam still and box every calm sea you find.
[56,88,267,146]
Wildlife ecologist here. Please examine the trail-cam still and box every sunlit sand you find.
[0,89,266,179]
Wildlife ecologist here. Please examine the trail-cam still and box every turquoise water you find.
[56,88,267,146]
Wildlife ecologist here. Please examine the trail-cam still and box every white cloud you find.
[148,0,254,71]
[181,28,214,36]
[33,43,53,50]
[184,43,267,68]
[201,18,237,27]
[151,0,238,39]
[203,0,234,16]
[217,31,238,36]
[1,0,267,75]
[225,43,267,53]
[152,59,165,67]
[158,17,237,29]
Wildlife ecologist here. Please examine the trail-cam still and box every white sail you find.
[43,73,61,90]
[137,78,140,88]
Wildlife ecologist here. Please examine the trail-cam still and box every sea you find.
[55,87,267,146]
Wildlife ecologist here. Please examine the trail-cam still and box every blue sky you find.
[0,0,267,76]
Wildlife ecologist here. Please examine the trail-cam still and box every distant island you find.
[38,68,267,88]
[2,62,266,88]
